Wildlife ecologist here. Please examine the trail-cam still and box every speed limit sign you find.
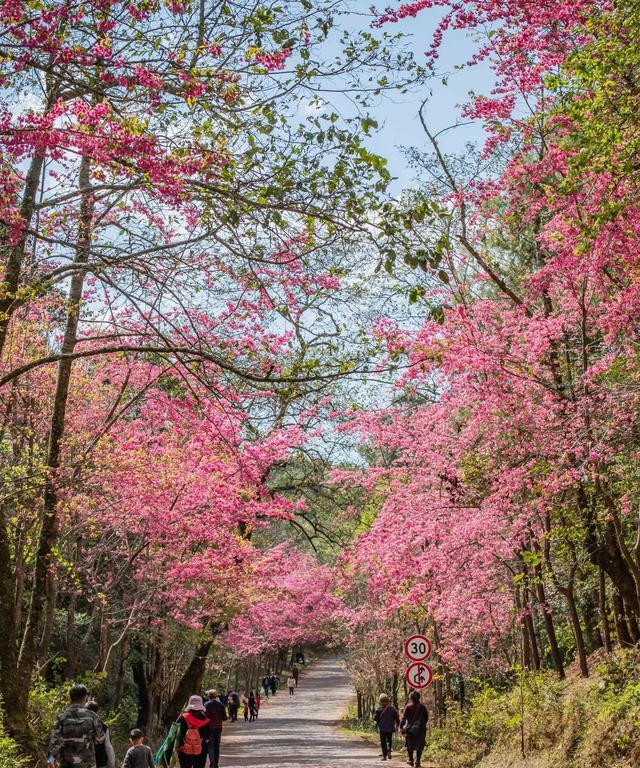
[405,661,433,689]
[404,634,432,662]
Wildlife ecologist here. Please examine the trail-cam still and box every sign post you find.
[404,634,433,690]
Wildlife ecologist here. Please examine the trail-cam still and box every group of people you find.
[223,689,260,723]
[259,666,300,699]
[374,690,429,767]
[48,684,154,768]
[48,664,305,768]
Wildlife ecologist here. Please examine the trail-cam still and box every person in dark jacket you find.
[248,692,257,722]
[400,691,429,768]
[261,676,270,698]
[48,683,105,768]
[374,693,400,761]
[174,696,209,768]
[229,690,241,721]
[204,690,227,768]
[86,701,115,768]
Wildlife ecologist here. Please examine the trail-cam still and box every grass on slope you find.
[343,648,640,768]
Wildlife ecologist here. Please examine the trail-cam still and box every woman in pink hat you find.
[174,695,210,768]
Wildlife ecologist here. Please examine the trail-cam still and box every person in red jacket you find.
[174,696,209,768]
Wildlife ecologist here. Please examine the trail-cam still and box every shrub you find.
[0,707,28,768]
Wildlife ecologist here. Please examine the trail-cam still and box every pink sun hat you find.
[187,695,206,712]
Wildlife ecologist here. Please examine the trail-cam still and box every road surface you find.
[219,657,379,767]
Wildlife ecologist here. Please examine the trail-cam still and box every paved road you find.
[219,657,379,767]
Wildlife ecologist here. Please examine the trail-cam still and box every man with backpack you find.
[204,689,227,768]
[48,684,105,768]
[174,695,210,768]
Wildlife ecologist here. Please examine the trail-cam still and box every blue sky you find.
[343,1,492,191]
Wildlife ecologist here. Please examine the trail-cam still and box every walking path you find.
[219,657,378,767]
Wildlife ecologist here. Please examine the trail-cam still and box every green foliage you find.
[0,708,28,768]
[419,650,640,768]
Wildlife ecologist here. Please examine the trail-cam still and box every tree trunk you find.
[38,567,58,670]
[132,641,152,729]
[515,589,532,669]
[599,567,612,653]
[0,508,31,753]
[65,592,78,679]
[582,588,603,653]
[612,590,633,647]
[0,152,47,357]
[6,155,93,759]
[534,579,565,679]
[561,584,589,677]
[162,636,213,728]
[115,633,130,709]
[524,607,541,670]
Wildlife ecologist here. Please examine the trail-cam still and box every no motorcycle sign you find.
[404,634,433,689]
[405,661,433,689]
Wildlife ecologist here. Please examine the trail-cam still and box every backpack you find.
[180,714,202,756]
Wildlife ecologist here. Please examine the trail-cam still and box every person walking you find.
[254,693,261,720]
[248,692,257,722]
[204,689,227,768]
[400,691,428,768]
[261,676,270,699]
[227,691,240,722]
[374,694,400,762]
[174,695,210,768]
[48,683,105,768]
[287,675,296,696]
[292,666,300,687]
[86,701,115,768]
[122,729,154,767]
[241,694,249,722]
[269,673,277,696]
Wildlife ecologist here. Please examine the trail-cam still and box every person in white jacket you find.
[287,676,296,696]
[86,701,116,768]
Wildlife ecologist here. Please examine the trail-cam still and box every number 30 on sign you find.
[404,634,432,662]
[405,661,433,690]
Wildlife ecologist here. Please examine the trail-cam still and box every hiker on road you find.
[174,695,210,768]
[400,691,428,768]
[48,683,105,768]
[269,673,278,696]
[241,694,249,722]
[261,676,270,698]
[292,666,300,687]
[86,701,115,768]
[205,689,227,768]
[122,729,154,768]
[374,693,400,762]
[248,692,257,722]
[287,675,296,695]
[254,693,261,719]
[227,691,240,722]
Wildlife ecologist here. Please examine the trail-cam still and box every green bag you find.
[154,721,180,767]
